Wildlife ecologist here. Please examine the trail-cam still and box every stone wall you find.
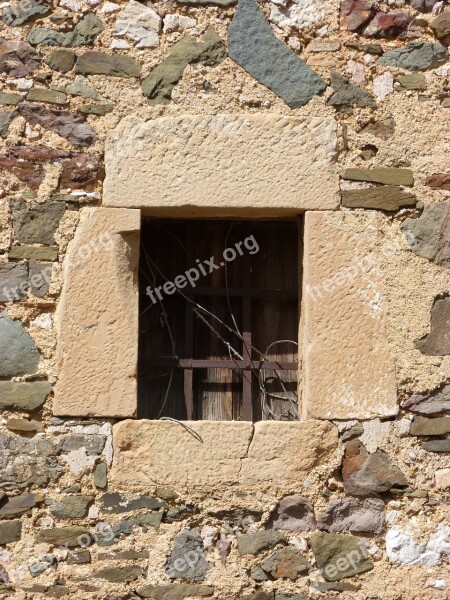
[0,0,449,599]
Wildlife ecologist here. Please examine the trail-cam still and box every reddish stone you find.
[0,145,103,191]
[426,173,450,191]
[341,0,375,32]
[0,38,41,77]
[363,11,414,38]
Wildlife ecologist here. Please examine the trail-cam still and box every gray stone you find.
[59,434,106,455]
[422,439,450,452]
[342,440,408,496]
[397,73,427,90]
[401,201,450,269]
[176,0,234,4]
[0,492,42,518]
[3,0,51,27]
[250,566,268,582]
[317,498,385,534]
[156,487,178,500]
[76,51,140,78]
[164,504,197,523]
[35,526,90,547]
[378,41,448,71]
[112,512,163,536]
[93,463,107,488]
[267,495,316,532]
[0,38,41,78]
[29,84,64,103]
[0,262,28,302]
[0,380,52,411]
[260,547,310,579]
[410,416,450,435]
[93,566,143,582]
[310,581,361,593]
[18,103,98,147]
[98,549,149,560]
[361,117,395,140]
[11,199,66,245]
[136,584,215,599]
[67,550,91,564]
[9,246,58,261]
[242,594,273,600]
[341,186,416,211]
[228,0,326,108]
[310,532,373,581]
[411,0,443,11]
[415,296,450,355]
[65,76,103,100]
[78,104,114,116]
[328,72,375,108]
[0,314,40,376]
[431,11,450,44]
[6,418,43,433]
[165,529,209,581]
[50,495,94,519]
[0,110,18,138]
[101,492,163,513]
[0,92,22,105]
[0,431,61,490]
[402,383,450,414]
[28,13,104,48]
[29,260,52,298]
[275,594,307,600]
[341,423,364,442]
[207,507,261,528]
[342,167,414,186]
[0,519,22,544]
[237,530,284,555]
[141,27,226,104]
[45,49,77,73]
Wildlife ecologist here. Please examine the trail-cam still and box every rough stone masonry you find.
[0,0,450,599]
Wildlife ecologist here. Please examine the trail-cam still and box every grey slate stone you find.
[78,104,114,116]
[317,498,385,534]
[422,439,450,452]
[401,201,450,269]
[176,0,235,4]
[0,492,42,518]
[93,463,107,488]
[76,51,140,78]
[27,88,67,105]
[45,49,77,73]
[260,547,310,579]
[101,491,163,513]
[228,0,326,108]
[328,72,376,108]
[410,416,450,435]
[0,262,28,302]
[0,92,22,105]
[35,526,90,547]
[9,245,58,261]
[28,13,104,48]
[237,530,284,555]
[415,296,450,356]
[378,41,448,71]
[165,529,209,581]
[59,434,106,455]
[93,566,143,582]
[310,532,373,581]
[341,186,416,211]
[29,260,52,297]
[0,110,18,138]
[0,380,52,411]
[0,314,40,376]
[6,417,43,433]
[65,75,103,100]
[3,0,51,27]
[11,199,66,245]
[411,0,443,11]
[342,167,414,186]
[0,519,22,544]
[267,495,316,532]
[136,584,215,599]
[402,383,450,414]
[50,495,94,519]
[141,27,226,104]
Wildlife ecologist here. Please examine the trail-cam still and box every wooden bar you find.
[144,358,297,370]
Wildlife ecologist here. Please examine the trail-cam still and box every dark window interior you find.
[138,219,300,421]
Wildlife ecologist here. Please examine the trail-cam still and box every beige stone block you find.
[435,468,450,490]
[54,208,141,418]
[303,211,398,420]
[110,419,337,489]
[103,114,339,214]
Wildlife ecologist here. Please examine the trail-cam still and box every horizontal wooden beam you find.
[144,358,298,370]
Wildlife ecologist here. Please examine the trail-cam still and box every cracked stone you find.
[11,199,65,245]
[342,439,408,496]
[237,530,284,555]
[18,103,98,146]
[402,383,450,414]
[75,51,140,78]
[0,39,41,77]
[165,529,209,580]
[310,532,374,581]
[260,547,310,579]
[415,296,450,355]
[378,40,448,70]
[0,314,40,376]
[328,71,376,108]
[228,0,326,108]
[267,495,316,532]
[141,27,226,104]
[0,380,51,411]
[401,201,450,269]
[0,262,28,302]
[28,13,105,48]
[317,498,385,534]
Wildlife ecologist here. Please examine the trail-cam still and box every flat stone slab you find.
[111,420,337,489]
[303,211,398,419]
[53,208,140,417]
[104,114,339,213]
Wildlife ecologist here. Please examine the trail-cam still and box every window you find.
[138,219,300,422]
